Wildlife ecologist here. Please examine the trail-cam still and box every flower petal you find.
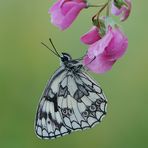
[49,0,86,30]
[60,2,86,30]
[104,27,128,60]
[120,0,131,21]
[49,9,65,30]
[49,0,60,13]
[87,26,113,59]
[83,55,116,74]
[111,0,132,21]
[80,26,101,45]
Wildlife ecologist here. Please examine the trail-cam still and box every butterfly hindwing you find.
[35,66,107,139]
[57,71,107,131]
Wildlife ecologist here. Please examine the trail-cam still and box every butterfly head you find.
[61,52,83,72]
[61,53,72,63]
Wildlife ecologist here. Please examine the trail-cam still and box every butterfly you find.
[35,39,107,139]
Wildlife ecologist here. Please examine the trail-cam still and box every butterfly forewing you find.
[35,58,107,140]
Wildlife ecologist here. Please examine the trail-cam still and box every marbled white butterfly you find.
[35,39,107,139]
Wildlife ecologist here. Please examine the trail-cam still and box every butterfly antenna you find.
[41,42,60,57]
[49,38,61,57]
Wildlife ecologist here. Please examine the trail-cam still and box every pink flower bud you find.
[49,0,87,30]
[111,0,132,21]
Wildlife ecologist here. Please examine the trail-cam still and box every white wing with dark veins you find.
[35,67,107,139]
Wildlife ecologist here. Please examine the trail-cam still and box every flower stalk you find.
[87,4,105,8]
[106,0,111,16]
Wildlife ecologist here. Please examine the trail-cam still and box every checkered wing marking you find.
[35,68,107,140]
[57,72,107,132]
[35,68,72,139]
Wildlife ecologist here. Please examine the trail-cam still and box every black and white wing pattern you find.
[35,67,107,139]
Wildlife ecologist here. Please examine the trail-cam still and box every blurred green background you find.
[0,0,148,147]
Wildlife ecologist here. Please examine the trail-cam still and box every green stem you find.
[97,1,109,19]
[106,0,111,17]
[88,4,105,8]
[92,1,110,28]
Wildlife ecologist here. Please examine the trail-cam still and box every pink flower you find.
[49,0,87,30]
[111,0,132,21]
[83,26,128,74]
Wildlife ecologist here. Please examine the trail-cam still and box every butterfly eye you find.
[82,111,89,117]
[63,56,69,61]
[61,56,68,63]
[89,105,96,111]
[61,53,72,62]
